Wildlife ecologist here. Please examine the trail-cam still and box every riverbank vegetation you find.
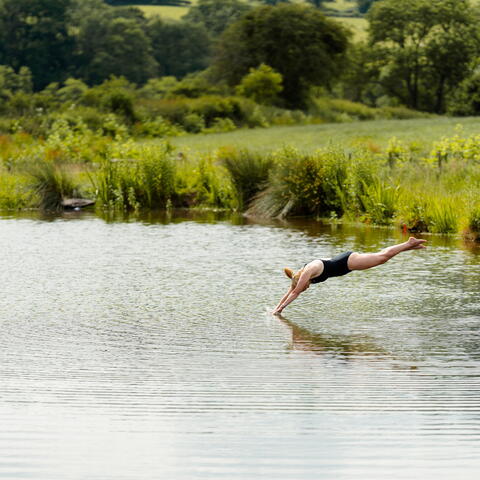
[0,0,479,241]
[1,121,479,240]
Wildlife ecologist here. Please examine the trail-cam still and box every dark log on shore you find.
[61,198,95,209]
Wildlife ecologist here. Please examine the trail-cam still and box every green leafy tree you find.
[235,64,283,105]
[147,18,212,78]
[447,73,480,116]
[71,1,158,85]
[56,78,89,103]
[213,4,350,108]
[0,66,33,98]
[182,0,251,37]
[82,77,137,122]
[0,0,74,90]
[368,0,480,112]
[340,43,383,105]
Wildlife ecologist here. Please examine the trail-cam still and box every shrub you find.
[235,64,283,106]
[311,98,430,123]
[447,73,480,116]
[312,98,378,122]
[248,148,349,218]
[426,197,459,234]
[401,199,429,232]
[27,159,77,211]
[183,113,206,133]
[81,77,137,123]
[175,156,233,209]
[189,96,246,127]
[467,201,480,240]
[219,148,274,210]
[92,143,176,210]
[132,117,184,138]
[202,117,236,134]
[358,178,400,225]
[380,106,430,120]
[0,172,31,210]
[139,77,179,99]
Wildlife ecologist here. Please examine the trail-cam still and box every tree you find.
[56,78,88,103]
[339,43,383,105]
[368,0,480,112]
[0,66,33,95]
[0,65,33,109]
[213,4,350,108]
[182,0,251,37]
[0,0,74,90]
[70,1,158,85]
[147,18,212,78]
[235,64,283,105]
[448,73,480,115]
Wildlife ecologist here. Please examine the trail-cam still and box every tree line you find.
[0,0,479,114]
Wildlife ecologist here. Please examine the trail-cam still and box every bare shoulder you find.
[304,259,324,279]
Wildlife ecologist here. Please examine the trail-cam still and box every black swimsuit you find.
[309,251,353,284]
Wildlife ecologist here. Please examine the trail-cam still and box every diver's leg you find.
[348,237,426,271]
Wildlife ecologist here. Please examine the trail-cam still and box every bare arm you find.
[273,270,311,315]
[274,286,293,312]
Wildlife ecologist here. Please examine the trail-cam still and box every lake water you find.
[0,211,479,479]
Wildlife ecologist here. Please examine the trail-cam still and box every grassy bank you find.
[0,118,479,240]
[167,117,480,155]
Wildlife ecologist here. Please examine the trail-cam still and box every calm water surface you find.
[0,211,479,479]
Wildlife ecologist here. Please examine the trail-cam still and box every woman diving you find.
[273,236,426,315]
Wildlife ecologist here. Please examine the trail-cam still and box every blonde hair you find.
[284,267,304,288]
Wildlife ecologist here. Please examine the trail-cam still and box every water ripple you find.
[0,214,479,479]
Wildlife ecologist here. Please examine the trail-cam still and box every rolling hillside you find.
[134,0,368,40]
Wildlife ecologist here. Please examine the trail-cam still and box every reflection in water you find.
[277,313,388,359]
[0,210,478,480]
[276,314,420,372]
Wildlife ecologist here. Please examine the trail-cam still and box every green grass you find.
[135,1,367,26]
[324,0,356,12]
[133,1,368,42]
[2,117,480,238]
[137,5,189,19]
[166,117,480,156]
[335,17,368,41]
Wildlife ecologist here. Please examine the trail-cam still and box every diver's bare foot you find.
[406,237,427,250]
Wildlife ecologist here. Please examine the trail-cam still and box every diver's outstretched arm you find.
[274,286,293,313]
[273,270,311,315]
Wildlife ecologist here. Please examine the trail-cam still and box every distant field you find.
[137,5,188,19]
[135,1,367,40]
[165,117,480,155]
[334,16,368,41]
[324,0,357,12]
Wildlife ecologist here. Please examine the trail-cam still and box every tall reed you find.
[175,155,233,209]
[467,201,480,240]
[248,148,349,218]
[28,159,77,210]
[358,179,400,225]
[219,148,274,210]
[91,145,176,210]
[0,173,31,210]
[425,197,460,234]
